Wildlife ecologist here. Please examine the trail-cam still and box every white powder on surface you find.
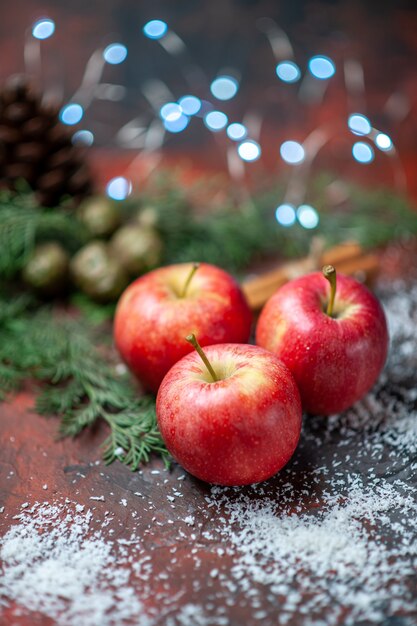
[209,476,417,625]
[200,282,417,625]
[0,502,148,626]
[166,603,229,626]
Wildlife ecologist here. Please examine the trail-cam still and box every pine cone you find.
[0,75,93,207]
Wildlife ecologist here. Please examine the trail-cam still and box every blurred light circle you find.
[59,103,84,125]
[226,123,247,141]
[237,140,261,162]
[204,111,228,131]
[103,43,127,64]
[72,130,94,146]
[210,76,239,101]
[32,18,55,40]
[178,95,201,115]
[276,204,296,226]
[297,204,319,229]
[160,102,182,122]
[163,113,189,133]
[348,113,371,136]
[352,141,374,163]
[375,133,393,151]
[308,55,336,80]
[275,61,301,83]
[280,140,305,164]
[143,20,168,40]
[106,177,132,200]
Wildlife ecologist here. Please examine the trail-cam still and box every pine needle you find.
[132,172,417,275]
[0,295,169,469]
[0,189,88,279]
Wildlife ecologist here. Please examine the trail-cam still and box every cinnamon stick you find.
[242,242,380,311]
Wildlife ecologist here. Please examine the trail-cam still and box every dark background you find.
[1,0,416,195]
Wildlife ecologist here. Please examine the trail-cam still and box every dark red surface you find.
[1,244,417,626]
[1,2,417,620]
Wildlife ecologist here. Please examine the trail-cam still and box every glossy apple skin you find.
[256,272,389,416]
[114,263,252,393]
[156,344,302,486]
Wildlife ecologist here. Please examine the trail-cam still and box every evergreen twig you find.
[2,176,417,284]
[134,172,417,274]
[0,189,88,279]
[0,296,169,469]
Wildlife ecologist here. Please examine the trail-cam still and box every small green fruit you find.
[110,225,163,276]
[136,206,159,228]
[77,196,120,237]
[22,242,69,295]
[70,241,128,302]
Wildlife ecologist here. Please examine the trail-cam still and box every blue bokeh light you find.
[348,114,371,136]
[32,18,55,40]
[72,130,94,146]
[352,141,374,164]
[143,20,168,40]
[276,204,296,227]
[103,43,128,65]
[375,133,393,151]
[237,140,261,162]
[178,95,201,116]
[210,76,239,101]
[280,140,305,165]
[106,177,132,200]
[308,55,336,80]
[275,61,301,83]
[204,111,228,131]
[59,103,84,125]
[226,123,247,141]
[160,102,182,122]
[163,114,189,133]
[297,204,319,229]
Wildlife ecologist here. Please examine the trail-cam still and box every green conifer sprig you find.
[0,189,88,279]
[0,295,169,469]
[2,176,417,284]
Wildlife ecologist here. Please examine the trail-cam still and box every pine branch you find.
[0,362,25,400]
[102,400,170,470]
[140,185,301,272]
[134,172,417,273]
[307,174,417,248]
[0,295,169,469]
[0,189,88,279]
[69,293,117,325]
[2,176,416,288]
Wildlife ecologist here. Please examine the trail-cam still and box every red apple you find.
[114,262,252,393]
[256,265,389,415]
[156,337,302,485]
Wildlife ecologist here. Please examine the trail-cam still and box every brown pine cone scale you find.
[0,75,93,207]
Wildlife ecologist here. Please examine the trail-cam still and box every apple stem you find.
[186,333,219,382]
[323,264,337,317]
[180,263,200,298]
